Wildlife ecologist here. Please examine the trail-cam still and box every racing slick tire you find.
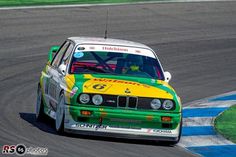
[36,85,47,122]
[55,93,65,134]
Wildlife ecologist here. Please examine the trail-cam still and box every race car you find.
[36,37,182,144]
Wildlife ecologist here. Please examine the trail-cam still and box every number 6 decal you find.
[92,84,107,90]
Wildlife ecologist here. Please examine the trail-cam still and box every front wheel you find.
[55,94,65,134]
[36,86,47,121]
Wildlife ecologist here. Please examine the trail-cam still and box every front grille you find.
[118,96,127,107]
[117,96,138,108]
[128,97,137,108]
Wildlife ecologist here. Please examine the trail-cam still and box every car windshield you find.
[69,50,164,80]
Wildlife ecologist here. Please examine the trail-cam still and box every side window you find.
[61,43,74,65]
[51,41,70,67]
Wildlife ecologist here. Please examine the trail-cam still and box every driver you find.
[123,54,143,74]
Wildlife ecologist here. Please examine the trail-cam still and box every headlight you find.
[92,95,103,106]
[162,100,174,110]
[79,94,90,104]
[150,99,161,110]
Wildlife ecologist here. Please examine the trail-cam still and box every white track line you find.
[0,0,234,10]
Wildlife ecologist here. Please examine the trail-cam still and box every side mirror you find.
[58,64,66,76]
[48,46,60,63]
[164,71,171,82]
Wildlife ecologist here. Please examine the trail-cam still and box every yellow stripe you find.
[64,74,76,104]
[83,78,173,99]
[83,74,94,79]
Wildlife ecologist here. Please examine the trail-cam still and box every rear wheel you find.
[36,86,47,121]
[55,94,65,134]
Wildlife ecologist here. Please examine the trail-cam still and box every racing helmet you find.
[126,54,143,72]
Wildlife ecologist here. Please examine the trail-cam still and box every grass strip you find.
[215,104,236,143]
[0,0,161,7]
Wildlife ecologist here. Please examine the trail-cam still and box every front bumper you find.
[64,105,181,141]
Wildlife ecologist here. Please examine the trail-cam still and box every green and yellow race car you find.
[36,37,182,144]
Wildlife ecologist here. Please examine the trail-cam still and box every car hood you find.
[65,74,176,99]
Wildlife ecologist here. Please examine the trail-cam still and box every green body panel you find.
[69,105,181,129]
[48,46,60,62]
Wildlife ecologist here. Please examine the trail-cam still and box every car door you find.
[48,41,74,115]
[47,41,71,114]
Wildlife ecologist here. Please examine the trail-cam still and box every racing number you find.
[92,84,107,90]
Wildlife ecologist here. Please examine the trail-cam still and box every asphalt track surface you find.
[0,1,236,157]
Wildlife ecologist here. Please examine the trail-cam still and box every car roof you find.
[68,37,152,50]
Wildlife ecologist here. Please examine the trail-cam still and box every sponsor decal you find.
[153,129,172,134]
[73,52,84,58]
[2,144,48,156]
[102,46,128,52]
[93,78,150,88]
[92,84,107,90]
[76,44,156,58]
[125,88,131,94]
[75,123,107,130]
